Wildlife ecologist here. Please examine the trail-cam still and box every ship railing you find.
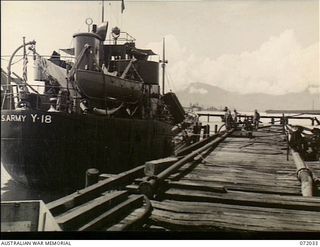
[1,83,81,112]
[105,31,136,45]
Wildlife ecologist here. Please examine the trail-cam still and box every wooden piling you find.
[271,117,274,125]
[214,125,218,134]
[205,125,210,138]
[197,123,202,142]
[192,123,201,143]
[85,168,100,187]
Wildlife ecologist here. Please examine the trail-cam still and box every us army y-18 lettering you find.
[1,114,52,124]
[30,114,52,123]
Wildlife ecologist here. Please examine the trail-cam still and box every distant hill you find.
[175,82,320,112]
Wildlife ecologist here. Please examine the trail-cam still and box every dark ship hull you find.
[1,13,187,192]
[1,109,173,189]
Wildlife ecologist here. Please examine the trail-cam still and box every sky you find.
[1,0,319,95]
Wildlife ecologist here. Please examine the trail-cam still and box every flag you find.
[121,0,125,13]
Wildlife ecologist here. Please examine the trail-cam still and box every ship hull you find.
[1,109,173,190]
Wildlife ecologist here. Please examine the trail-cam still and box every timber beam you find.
[139,129,234,198]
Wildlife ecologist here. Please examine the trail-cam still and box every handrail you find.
[197,112,316,120]
[1,83,79,110]
[197,112,318,126]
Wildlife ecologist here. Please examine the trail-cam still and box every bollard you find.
[197,122,202,142]
[192,125,197,143]
[214,124,218,134]
[202,125,209,139]
[271,118,274,125]
[85,168,100,187]
[207,114,210,123]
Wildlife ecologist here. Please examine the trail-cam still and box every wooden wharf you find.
[145,127,320,231]
[44,124,320,232]
[197,113,320,126]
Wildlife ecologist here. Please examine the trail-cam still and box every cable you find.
[166,69,177,92]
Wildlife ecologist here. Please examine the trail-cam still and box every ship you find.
[0,6,189,191]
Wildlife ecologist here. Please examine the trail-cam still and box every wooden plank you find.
[168,181,227,193]
[182,172,301,188]
[150,209,314,232]
[150,206,320,232]
[181,174,300,189]
[192,166,298,180]
[151,200,320,219]
[55,191,128,230]
[162,188,320,211]
[144,157,178,176]
[106,208,146,231]
[178,178,301,195]
[202,160,297,172]
[208,151,290,162]
[151,200,320,228]
[204,160,295,171]
[47,165,144,216]
[78,195,144,231]
[187,170,301,186]
[191,166,298,178]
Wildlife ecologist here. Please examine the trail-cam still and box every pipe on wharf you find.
[139,129,234,198]
[117,195,152,231]
[175,133,218,156]
[292,150,313,197]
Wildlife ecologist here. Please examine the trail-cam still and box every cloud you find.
[188,86,208,95]
[147,30,319,95]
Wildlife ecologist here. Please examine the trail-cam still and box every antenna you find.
[160,37,168,95]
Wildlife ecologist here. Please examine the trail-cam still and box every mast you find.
[161,37,168,95]
[101,0,105,22]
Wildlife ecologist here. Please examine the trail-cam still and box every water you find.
[1,111,318,203]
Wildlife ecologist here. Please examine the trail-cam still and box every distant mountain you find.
[175,82,320,112]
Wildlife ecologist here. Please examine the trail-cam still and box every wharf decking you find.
[46,126,320,232]
[146,127,320,231]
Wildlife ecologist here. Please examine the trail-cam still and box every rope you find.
[9,51,31,65]
[217,123,226,133]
